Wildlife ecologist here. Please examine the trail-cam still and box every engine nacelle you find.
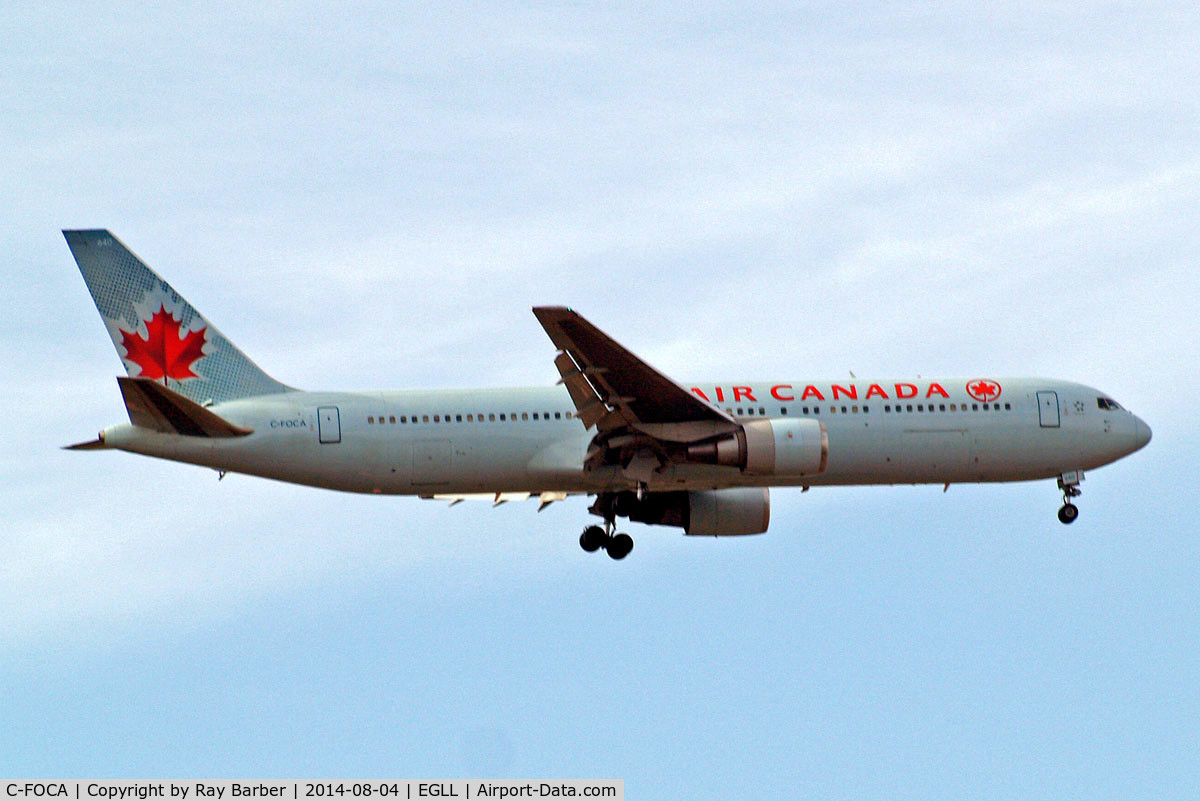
[614,488,771,536]
[687,418,827,476]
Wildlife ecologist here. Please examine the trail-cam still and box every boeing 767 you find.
[64,230,1151,559]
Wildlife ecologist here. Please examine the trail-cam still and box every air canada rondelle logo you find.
[119,304,208,381]
[966,379,1002,403]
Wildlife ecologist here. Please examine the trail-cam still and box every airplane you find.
[63,229,1152,559]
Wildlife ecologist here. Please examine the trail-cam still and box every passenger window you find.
[972,404,978,411]
[781,407,788,415]
[555,412,562,419]
[499,414,506,421]
[489,413,496,421]
[532,413,539,420]
[522,413,529,421]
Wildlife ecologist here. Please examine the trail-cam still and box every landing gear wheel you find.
[607,532,634,560]
[1058,503,1079,524]
[579,525,606,552]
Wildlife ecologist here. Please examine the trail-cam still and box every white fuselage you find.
[98,377,1150,496]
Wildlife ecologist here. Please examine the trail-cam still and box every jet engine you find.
[686,418,827,476]
[613,487,771,536]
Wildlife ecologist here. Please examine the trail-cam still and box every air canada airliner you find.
[64,230,1151,559]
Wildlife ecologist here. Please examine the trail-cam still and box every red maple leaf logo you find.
[119,305,207,381]
[966,379,1001,403]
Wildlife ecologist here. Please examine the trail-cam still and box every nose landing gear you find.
[1057,471,1083,524]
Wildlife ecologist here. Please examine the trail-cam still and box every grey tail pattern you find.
[64,229,294,405]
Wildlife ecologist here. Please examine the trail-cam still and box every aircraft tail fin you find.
[63,229,293,405]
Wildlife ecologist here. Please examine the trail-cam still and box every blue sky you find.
[2,2,1198,797]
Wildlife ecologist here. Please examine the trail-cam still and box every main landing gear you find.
[1057,471,1083,524]
[579,492,635,559]
[579,523,634,560]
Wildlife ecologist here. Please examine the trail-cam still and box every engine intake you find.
[687,418,827,476]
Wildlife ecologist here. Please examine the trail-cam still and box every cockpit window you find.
[1097,397,1122,411]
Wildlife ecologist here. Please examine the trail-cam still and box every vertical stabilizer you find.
[64,229,293,404]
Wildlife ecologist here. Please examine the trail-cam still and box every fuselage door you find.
[318,406,342,444]
[1037,391,1060,428]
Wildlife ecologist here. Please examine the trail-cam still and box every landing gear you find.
[1057,471,1084,525]
[578,493,636,559]
[577,523,636,559]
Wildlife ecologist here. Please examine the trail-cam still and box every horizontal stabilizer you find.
[117,376,253,437]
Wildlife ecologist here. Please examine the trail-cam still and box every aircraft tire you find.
[580,525,606,552]
[607,533,634,560]
[1058,503,1079,524]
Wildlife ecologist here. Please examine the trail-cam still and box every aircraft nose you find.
[1133,416,1152,451]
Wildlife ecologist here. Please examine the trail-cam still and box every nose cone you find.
[1133,416,1152,451]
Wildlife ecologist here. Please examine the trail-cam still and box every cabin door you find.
[317,406,342,443]
[1037,391,1060,428]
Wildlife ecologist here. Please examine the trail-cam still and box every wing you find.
[533,306,737,440]
[534,307,741,481]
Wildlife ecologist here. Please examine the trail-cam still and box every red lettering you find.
[733,386,756,402]
[865,384,888,399]
[715,387,725,402]
[894,383,918,399]
[926,383,949,398]
[832,384,858,400]
[770,384,794,401]
[800,385,825,401]
[690,387,710,402]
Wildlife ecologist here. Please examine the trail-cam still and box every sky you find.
[2,1,1198,796]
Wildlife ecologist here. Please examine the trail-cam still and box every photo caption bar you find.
[1,783,622,801]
